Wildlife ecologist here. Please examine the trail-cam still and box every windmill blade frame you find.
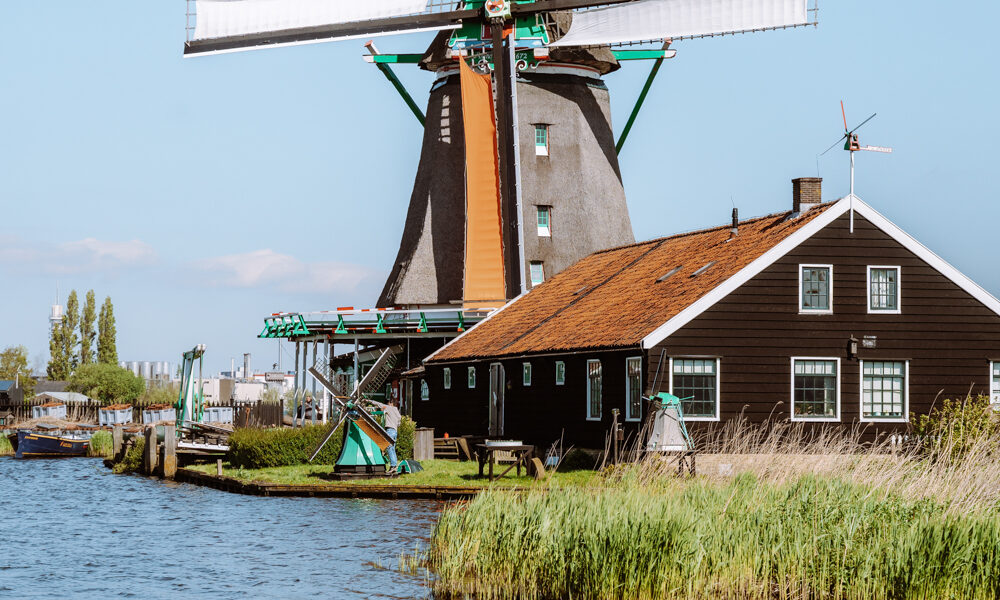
[353,348,395,397]
[308,410,351,463]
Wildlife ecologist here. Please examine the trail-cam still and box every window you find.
[555,361,565,385]
[799,265,832,313]
[868,266,900,313]
[671,358,719,420]
[523,362,532,386]
[586,359,602,420]
[625,356,642,422]
[443,367,451,390]
[861,360,907,421]
[529,261,545,286]
[791,358,839,421]
[534,124,548,156]
[536,206,551,237]
[467,366,476,389]
[420,379,430,401]
[991,362,1000,405]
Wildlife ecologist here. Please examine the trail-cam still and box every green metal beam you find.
[371,54,423,64]
[611,49,675,61]
[371,61,426,126]
[616,55,667,155]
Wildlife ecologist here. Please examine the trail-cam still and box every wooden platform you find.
[173,467,484,500]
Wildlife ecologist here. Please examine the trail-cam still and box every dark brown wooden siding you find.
[650,212,1000,431]
[415,350,646,448]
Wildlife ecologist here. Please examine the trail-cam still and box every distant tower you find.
[49,290,64,332]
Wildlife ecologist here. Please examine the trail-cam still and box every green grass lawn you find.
[187,458,599,488]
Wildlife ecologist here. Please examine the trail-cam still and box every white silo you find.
[141,361,152,380]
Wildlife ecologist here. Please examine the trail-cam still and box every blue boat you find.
[7,430,90,459]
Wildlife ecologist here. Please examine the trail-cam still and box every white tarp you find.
[549,0,809,47]
[193,0,430,41]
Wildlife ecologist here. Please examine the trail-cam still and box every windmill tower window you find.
[537,206,551,237]
[534,125,549,156]
[529,261,545,286]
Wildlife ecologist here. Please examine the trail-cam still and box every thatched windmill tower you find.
[185,0,816,309]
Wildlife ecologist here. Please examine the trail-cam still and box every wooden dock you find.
[174,467,484,500]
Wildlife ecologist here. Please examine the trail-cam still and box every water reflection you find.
[0,458,440,599]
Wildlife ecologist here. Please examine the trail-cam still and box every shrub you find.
[112,437,144,474]
[395,417,415,461]
[912,394,1000,461]
[228,424,345,468]
[88,430,113,458]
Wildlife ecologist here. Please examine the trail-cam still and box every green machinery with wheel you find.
[308,348,397,479]
[176,344,207,429]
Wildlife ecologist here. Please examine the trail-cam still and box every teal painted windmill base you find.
[330,420,396,480]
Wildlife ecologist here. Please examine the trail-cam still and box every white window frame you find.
[867,265,902,314]
[990,361,1000,406]
[555,361,565,386]
[625,356,643,422]
[586,359,602,421]
[534,124,549,156]
[668,357,721,422]
[467,366,476,389]
[522,362,532,386]
[859,359,909,423]
[529,261,545,287]
[536,205,551,237]
[798,264,834,314]
[420,379,430,401]
[443,367,451,390]
[789,357,841,422]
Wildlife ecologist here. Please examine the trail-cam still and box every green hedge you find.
[228,417,416,469]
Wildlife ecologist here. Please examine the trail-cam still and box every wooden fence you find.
[0,399,284,429]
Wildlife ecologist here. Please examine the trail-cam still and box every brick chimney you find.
[792,177,822,213]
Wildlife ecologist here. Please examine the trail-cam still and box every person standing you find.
[370,398,401,472]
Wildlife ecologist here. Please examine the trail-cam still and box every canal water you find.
[0,458,441,599]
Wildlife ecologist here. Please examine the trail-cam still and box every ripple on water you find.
[0,457,439,599]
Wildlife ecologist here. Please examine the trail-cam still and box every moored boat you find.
[8,430,89,459]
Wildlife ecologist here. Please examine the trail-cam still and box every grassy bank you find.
[187,459,598,488]
[424,404,1000,600]
[429,474,1000,600]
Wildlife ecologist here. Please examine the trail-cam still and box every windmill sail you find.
[187,0,467,55]
[550,0,811,47]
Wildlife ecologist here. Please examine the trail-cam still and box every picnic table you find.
[475,444,535,481]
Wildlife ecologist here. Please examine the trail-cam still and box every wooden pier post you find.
[112,425,123,460]
[161,424,177,480]
[216,458,223,476]
[143,426,158,476]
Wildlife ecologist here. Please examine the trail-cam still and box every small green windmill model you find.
[308,348,397,475]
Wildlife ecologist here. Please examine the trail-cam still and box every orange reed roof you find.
[431,203,835,362]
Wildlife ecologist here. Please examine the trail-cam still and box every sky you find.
[1,1,998,375]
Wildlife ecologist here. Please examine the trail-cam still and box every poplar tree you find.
[62,290,80,373]
[80,290,97,365]
[98,296,118,366]
[47,324,70,380]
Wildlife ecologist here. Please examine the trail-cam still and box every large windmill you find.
[185,0,817,310]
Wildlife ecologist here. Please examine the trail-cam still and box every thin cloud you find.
[0,235,156,275]
[193,248,375,294]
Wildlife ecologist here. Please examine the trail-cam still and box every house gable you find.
[643,197,1000,349]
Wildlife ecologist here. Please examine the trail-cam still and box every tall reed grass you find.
[426,406,1000,599]
[87,430,113,458]
[0,434,12,456]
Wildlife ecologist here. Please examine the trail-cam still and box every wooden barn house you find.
[418,179,1000,447]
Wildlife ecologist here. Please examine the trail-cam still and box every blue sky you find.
[1,1,997,374]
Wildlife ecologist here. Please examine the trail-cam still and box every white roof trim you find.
[423,293,528,363]
[642,196,1000,349]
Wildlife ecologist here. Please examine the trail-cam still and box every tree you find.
[68,363,145,405]
[80,290,97,365]
[47,322,70,381]
[98,296,118,365]
[62,290,80,373]
[0,345,36,399]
